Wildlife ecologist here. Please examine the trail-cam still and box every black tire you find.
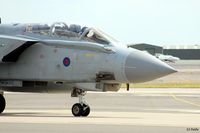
[82,104,90,117]
[72,103,83,117]
[0,94,5,114]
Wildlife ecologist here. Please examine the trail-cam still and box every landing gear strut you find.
[71,88,90,117]
[0,93,6,114]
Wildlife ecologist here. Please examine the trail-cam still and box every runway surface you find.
[0,89,200,133]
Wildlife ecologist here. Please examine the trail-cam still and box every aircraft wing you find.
[0,35,38,62]
[40,39,115,53]
[0,35,114,63]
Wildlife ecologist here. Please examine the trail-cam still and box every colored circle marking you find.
[63,57,70,67]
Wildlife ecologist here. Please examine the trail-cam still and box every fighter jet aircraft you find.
[0,21,177,117]
[155,53,180,63]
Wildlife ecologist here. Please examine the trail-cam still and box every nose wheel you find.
[0,94,6,114]
[72,103,90,117]
[71,88,90,117]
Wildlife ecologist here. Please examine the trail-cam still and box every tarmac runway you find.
[0,89,200,133]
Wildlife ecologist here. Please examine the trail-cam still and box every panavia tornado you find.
[0,21,177,117]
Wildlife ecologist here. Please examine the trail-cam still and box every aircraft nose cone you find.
[125,50,177,83]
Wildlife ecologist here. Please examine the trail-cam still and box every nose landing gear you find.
[71,88,90,117]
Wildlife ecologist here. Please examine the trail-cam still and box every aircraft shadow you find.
[0,112,73,118]
[0,112,140,119]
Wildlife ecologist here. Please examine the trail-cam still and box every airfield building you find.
[130,43,200,60]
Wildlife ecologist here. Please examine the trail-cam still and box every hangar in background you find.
[130,43,200,60]
[163,45,200,60]
[130,43,163,55]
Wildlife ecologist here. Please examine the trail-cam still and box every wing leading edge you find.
[0,35,114,63]
[0,35,38,62]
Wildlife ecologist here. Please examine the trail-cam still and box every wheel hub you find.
[73,106,80,114]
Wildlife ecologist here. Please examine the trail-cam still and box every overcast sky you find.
[0,0,200,46]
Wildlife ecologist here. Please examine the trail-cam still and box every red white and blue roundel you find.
[63,57,70,67]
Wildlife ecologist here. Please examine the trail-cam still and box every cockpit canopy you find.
[25,22,118,45]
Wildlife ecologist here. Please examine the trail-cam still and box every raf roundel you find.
[63,57,71,67]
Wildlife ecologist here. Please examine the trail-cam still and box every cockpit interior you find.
[24,22,117,45]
